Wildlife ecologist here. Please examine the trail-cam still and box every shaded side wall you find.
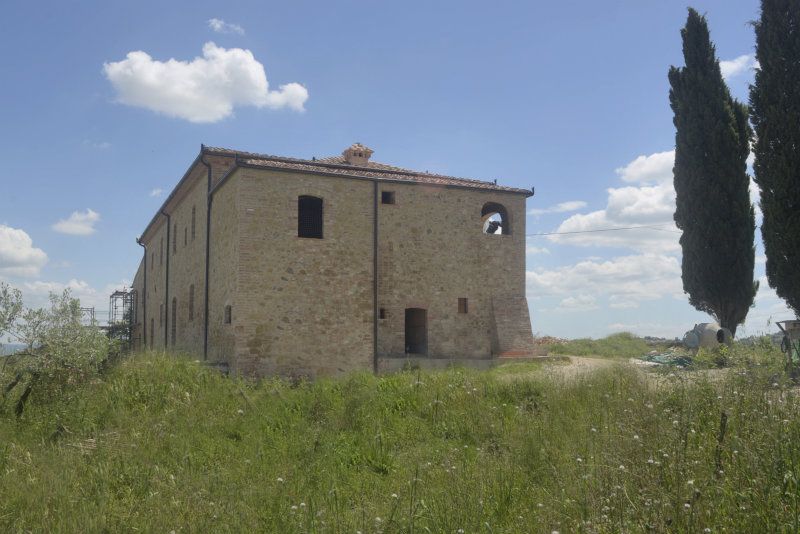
[136,152,235,356]
[232,167,374,377]
[164,168,208,355]
[131,258,144,350]
[143,220,168,350]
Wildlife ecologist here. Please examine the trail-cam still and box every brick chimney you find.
[342,143,373,166]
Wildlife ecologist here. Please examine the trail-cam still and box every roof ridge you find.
[203,145,507,187]
[202,145,528,193]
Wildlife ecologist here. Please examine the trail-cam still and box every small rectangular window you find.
[224,305,232,324]
[188,284,195,321]
[458,298,468,314]
[379,308,386,319]
[298,196,323,239]
[184,227,188,247]
[381,191,395,204]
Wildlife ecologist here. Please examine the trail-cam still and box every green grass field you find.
[1,347,798,532]
[544,332,671,359]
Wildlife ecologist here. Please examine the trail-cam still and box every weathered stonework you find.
[131,144,536,377]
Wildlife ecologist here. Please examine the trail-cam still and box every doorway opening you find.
[405,308,428,355]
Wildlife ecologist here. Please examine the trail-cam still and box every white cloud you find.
[548,150,679,254]
[53,209,100,236]
[738,276,796,336]
[557,294,598,312]
[527,254,683,309]
[0,225,48,277]
[615,150,674,184]
[208,18,245,35]
[720,54,758,80]
[150,188,163,197]
[21,278,130,312]
[526,245,550,255]
[104,42,309,123]
[529,200,587,216]
[607,322,684,339]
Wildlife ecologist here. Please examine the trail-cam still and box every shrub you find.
[1,289,110,417]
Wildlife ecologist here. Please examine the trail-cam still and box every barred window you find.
[298,196,323,239]
[458,298,469,314]
[224,305,232,324]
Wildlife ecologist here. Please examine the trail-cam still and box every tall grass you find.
[545,331,661,358]
[0,351,798,532]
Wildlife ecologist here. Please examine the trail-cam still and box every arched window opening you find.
[171,297,177,346]
[481,202,510,235]
[298,195,323,239]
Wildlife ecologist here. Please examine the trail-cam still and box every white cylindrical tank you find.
[683,322,732,349]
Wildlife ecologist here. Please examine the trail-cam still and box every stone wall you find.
[233,167,374,377]
[164,167,208,356]
[207,174,239,364]
[131,151,534,376]
[136,153,237,356]
[131,258,144,350]
[376,183,528,359]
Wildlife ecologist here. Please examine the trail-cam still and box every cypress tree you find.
[668,8,758,336]
[750,0,800,317]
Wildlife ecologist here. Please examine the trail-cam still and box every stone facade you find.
[131,144,535,377]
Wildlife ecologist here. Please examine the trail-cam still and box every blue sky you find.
[0,0,790,339]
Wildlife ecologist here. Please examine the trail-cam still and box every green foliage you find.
[546,332,657,358]
[1,290,110,416]
[750,0,800,317]
[0,282,22,343]
[668,8,758,335]
[1,352,798,531]
[693,339,784,370]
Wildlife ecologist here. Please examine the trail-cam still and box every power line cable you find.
[526,224,681,237]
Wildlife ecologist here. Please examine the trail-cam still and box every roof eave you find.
[238,160,533,196]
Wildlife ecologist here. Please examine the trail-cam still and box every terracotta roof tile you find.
[203,146,532,195]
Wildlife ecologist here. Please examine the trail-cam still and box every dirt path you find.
[497,355,620,382]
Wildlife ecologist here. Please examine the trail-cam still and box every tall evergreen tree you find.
[750,0,800,317]
[669,8,758,336]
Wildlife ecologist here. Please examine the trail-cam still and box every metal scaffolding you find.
[108,288,136,351]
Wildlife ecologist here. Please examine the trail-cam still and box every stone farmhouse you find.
[130,143,536,376]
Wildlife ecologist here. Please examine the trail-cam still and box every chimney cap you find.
[342,143,373,166]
